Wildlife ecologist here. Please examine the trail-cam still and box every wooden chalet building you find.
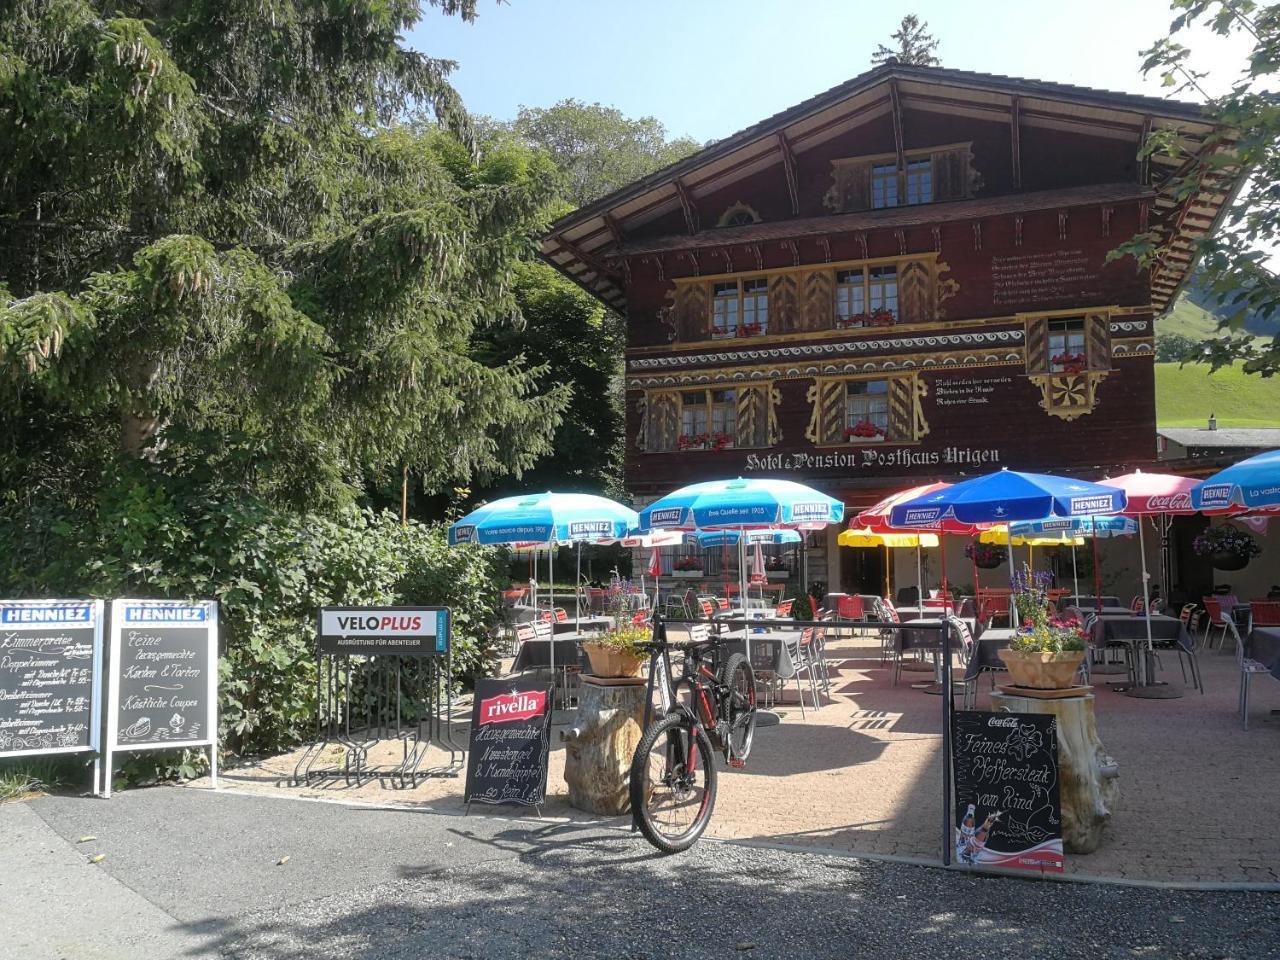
[541,64,1239,594]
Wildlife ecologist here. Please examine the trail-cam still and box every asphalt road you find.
[4,787,1279,959]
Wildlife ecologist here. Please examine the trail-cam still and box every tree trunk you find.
[560,676,646,816]
[990,691,1119,854]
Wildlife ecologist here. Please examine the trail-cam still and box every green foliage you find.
[0,1,567,504]
[1113,1,1280,376]
[1155,361,1280,426]
[871,14,942,66]
[0,463,507,776]
[1155,332,1202,362]
[498,99,701,209]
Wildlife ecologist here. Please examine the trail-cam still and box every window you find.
[742,279,769,336]
[845,380,890,441]
[869,267,898,319]
[835,269,866,327]
[712,282,739,339]
[711,278,768,339]
[711,389,736,438]
[871,163,898,209]
[905,158,933,205]
[678,389,736,450]
[681,390,709,439]
[1048,318,1087,373]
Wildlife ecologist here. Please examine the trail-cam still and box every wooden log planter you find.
[560,676,647,816]
[990,691,1120,854]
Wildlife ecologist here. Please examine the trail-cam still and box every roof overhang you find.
[540,63,1235,316]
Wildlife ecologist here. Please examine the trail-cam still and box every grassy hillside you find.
[1155,362,1280,428]
[1158,295,1224,341]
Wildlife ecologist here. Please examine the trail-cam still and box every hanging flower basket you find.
[965,541,1007,569]
[1193,525,1261,571]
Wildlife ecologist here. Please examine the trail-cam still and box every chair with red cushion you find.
[774,598,794,618]
[1202,597,1230,649]
[1250,600,1280,628]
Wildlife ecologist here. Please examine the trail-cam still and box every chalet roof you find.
[540,63,1239,316]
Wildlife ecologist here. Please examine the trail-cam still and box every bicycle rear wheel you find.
[629,712,717,853]
[719,652,758,763]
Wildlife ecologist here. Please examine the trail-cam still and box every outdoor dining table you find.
[1063,596,1123,610]
[1087,613,1194,694]
[1066,604,1133,619]
[510,635,590,673]
[553,615,612,634]
[1246,627,1280,682]
[896,599,977,622]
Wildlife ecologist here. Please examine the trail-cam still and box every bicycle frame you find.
[643,623,732,756]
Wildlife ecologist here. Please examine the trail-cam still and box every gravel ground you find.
[12,787,1280,960]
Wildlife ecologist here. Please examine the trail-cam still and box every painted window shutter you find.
[930,147,969,201]
[887,378,915,441]
[1025,319,1051,375]
[1085,313,1112,371]
[735,386,769,448]
[897,259,933,324]
[674,282,710,341]
[799,269,835,331]
[805,378,846,445]
[646,391,681,452]
[824,160,872,213]
[768,273,800,333]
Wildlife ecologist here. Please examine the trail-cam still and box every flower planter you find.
[974,556,1005,570]
[671,569,703,579]
[846,435,884,444]
[998,648,1086,690]
[1209,551,1249,571]
[582,642,645,679]
[765,570,791,580]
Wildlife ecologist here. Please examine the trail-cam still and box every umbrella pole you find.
[1071,541,1080,602]
[1092,533,1103,615]
[576,542,582,633]
[740,526,751,664]
[884,544,891,598]
[1135,519,1155,688]
[549,545,556,706]
[915,544,923,608]
[940,535,948,606]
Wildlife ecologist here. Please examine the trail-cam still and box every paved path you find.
[4,787,1279,959]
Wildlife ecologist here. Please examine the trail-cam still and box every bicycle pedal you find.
[728,758,746,769]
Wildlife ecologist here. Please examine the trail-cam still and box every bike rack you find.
[291,649,463,789]
[641,613,954,865]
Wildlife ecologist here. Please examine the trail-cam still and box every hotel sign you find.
[743,446,1002,474]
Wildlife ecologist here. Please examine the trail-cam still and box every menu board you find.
[951,711,1063,873]
[464,677,553,808]
[0,600,103,758]
[107,600,217,752]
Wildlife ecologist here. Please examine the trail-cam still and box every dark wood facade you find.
[541,66,1236,514]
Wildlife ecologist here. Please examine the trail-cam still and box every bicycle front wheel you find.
[719,652,758,763]
[629,712,717,853]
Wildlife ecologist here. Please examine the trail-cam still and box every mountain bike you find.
[629,624,758,853]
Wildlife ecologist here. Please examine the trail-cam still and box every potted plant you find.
[964,541,1007,569]
[583,623,648,679]
[835,313,866,330]
[677,433,710,451]
[843,420,886,443]
[672,556,703,578]
[999,566,1087,689]
[1193,524,1262,571]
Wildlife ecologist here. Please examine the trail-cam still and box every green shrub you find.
[0,470,506,783]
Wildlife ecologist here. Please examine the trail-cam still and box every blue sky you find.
[406,0,1252,143]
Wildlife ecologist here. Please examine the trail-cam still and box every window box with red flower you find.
[867,307,896,327]
[843,420,886,443]
[835,314,867,330]
[1051,352,1087,375]
[710,431,735,451]
[677,433,711,451]
[736,321,765,338]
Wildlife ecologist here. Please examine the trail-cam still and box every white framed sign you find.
[0,599,105,793]
[105,599,218,798]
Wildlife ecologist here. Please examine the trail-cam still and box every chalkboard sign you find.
[105,600,218,798]
[951,710,1063,873]
[464,677,553,809]
[318,606,450,657]
[0,600,103,760]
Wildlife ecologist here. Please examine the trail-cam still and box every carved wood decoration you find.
[1030,371,1110,421]
[1025,317,1050,375]
[936,259,960,318]
[674,179,699,234]
[932,145,981,201]
[1010,96,1022,190]
[776,132,800,216]
[767,273,800,334]
[799,269,834,331]
[824,160,872,213]
[912,377,931,440]
[805,379,846,445]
